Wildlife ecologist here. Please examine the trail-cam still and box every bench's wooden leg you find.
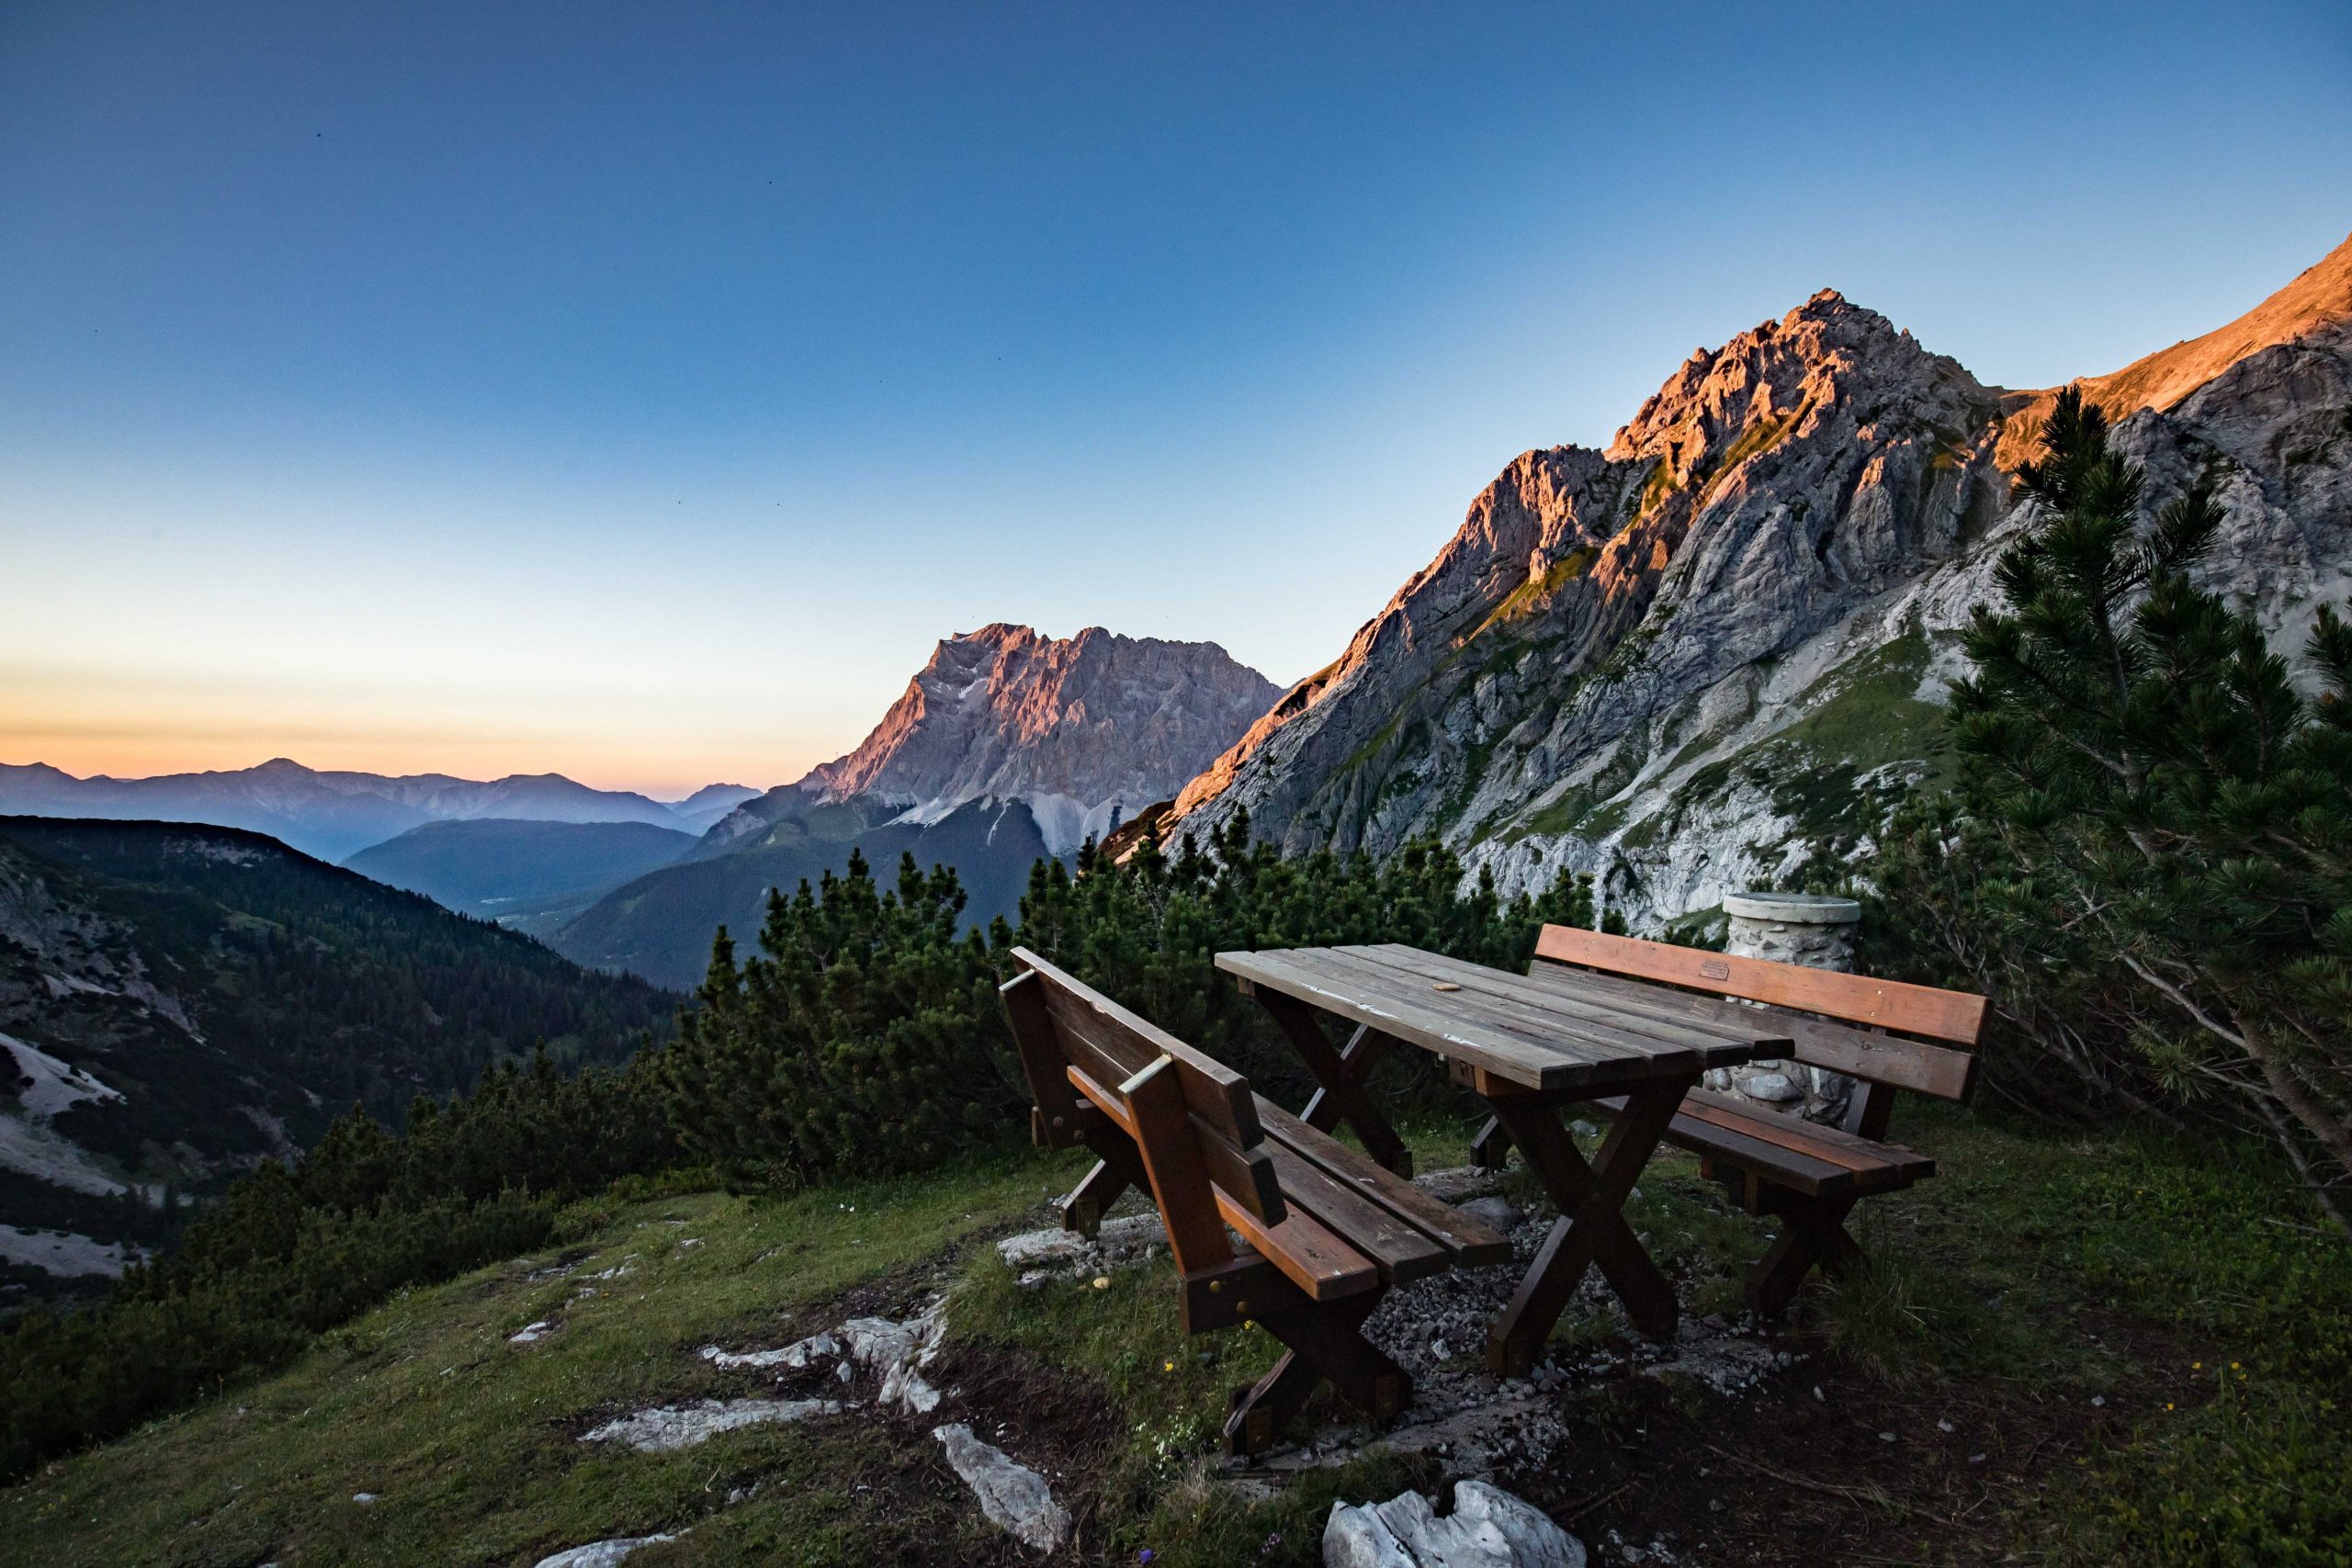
[1471,1114,1511,1171]
[1223,1351,1317,1458]
[1302,1027,1387,1137]
[1256,993,1412,1177]
[1486,1077,1690,1373]
[1060,1143,1146,1238]
[1746,1194,1860,1316]
[1222,1295,1406,1458]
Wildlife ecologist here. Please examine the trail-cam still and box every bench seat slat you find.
[1601,1096,1858,1195]
[1255,1098,1512,1269]
[1253,1137,1451,1285]
[1589,1092,1932,1197]
[1219,1200,1383,1303]
[1675,1089,1935,1179]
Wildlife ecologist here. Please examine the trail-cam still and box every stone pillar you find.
[1703,891,1861,1124]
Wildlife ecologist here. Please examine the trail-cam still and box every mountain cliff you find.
[1163,234,2352,929]
[0,761,748,863]
[708,624,1280,858]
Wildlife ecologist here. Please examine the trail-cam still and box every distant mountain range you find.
[0,761,759,863]
[0,818,674,1299]
[550,626,1278,987]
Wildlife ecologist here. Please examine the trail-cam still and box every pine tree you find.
[1946,386,2352,1227]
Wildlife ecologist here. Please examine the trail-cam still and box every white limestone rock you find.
[700,1331,839,1371]
[932,1423,1071,1553]
[997,1212,1166,1285]
[1326,1480,1586,1567]
[579,1398,841,1453]
[842,1298,949,1415]
[532,1536,678,1568]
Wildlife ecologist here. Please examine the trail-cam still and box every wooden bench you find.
[1483,925,1987,1315]
[1001,947,1510,1456]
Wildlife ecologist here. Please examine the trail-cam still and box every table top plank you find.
[1300,948,1643,1072]
[1216,948,1602,1090]
[1340,945,1772,1063]
[1216,943,1770,1092]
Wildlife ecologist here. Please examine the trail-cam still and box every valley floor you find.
[2,1107,2345,1567]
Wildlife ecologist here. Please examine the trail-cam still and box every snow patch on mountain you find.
[3,1032,124,1118]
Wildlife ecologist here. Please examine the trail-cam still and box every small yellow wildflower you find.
[2192,1361,2202,1370]
[1163,1360,1175,1373]
[2165,1402,2176,1410]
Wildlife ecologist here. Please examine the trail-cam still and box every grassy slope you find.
[3,1111,2345,1567]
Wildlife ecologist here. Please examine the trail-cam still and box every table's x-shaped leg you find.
[1253,988,1412,1177]
[1484,1073,1693,1375]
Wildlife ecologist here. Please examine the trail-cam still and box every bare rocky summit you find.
[1164,234,2352,930]
[717,624,1279,856]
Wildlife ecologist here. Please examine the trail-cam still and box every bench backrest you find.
[1001,948,1285,1270]
[1532,924,1985,1108]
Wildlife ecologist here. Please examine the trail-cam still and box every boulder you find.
[1326,1481,1585,1568]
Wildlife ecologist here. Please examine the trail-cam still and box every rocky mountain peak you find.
[790,625,1280,854]
[1606,290,1994,475]
[1169,285,2009,850]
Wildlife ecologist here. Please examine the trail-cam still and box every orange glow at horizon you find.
[0,664,842,800]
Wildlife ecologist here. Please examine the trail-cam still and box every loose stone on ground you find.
[1326,1480,1587,1567]
[932,1422,1073,1553]
[530,1536,679,1568]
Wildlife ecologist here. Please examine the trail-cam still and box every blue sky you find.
[2,1,2346,795]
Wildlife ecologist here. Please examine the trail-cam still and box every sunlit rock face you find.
[714,624,1280,857]
[1166,236,2352,930]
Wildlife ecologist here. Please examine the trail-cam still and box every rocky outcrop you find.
[715,625,1280,857]
[1165,235,2352,930]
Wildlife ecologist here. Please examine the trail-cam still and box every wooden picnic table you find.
[1215,941,1783,1374]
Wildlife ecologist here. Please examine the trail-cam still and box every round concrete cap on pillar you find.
[1721,891,1861,925]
